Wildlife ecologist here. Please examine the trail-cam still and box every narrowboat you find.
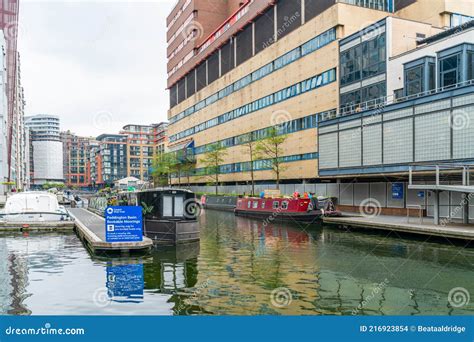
[234,196,341,222]
[200,195,237,211]
[89,188,200,245]
[235,197,321,222]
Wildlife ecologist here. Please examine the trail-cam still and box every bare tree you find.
[256,127,287,190]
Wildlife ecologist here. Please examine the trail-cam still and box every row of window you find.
[189,153,318,176]
[169,28,336,118]
[193,110,334,155]
[169,68,337,142]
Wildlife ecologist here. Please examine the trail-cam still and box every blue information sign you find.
[105,206,143,242]
[392,183,404,200]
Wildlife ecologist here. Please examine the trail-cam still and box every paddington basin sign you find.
[105,206,143,243]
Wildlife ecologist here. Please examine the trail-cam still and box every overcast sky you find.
[18,0,175,137]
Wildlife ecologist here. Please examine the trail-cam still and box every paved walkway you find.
[68,208,153,252]
[323,212,474,241]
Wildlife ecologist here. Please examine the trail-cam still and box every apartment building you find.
[95,134,128,186]
[61,131,94,188]
[120,124,155,181]
[25,115,64,185]
[152,122,168,157]
[166,0,474,186]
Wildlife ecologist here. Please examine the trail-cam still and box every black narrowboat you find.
[121,189,200,245]
[89,188,201,245]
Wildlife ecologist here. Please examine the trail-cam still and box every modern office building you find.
[119,124,155,181]
[166,0,474,188]
[317,20,474,216]
[25,115,64,185]
[61,131,94,188]
[95,134,128,186]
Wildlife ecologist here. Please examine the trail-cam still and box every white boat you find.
[1,192,70,222]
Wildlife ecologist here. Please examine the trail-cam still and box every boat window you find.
[247,201,252,208]
[273,201,279,209]
[261,201,265,209]
[174,196,184,217]
[163,196,173,216]
[281,201,289,210]
[252,201,258,209]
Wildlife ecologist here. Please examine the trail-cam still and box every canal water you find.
[0,210,472,315]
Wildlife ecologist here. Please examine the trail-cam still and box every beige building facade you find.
[167,0,474,186]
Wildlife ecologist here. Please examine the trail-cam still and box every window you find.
[440,54,461,88]
[405,65,424,96]
[248,201,252,208]
[261,201,266,209]
[340,32,386,86]
[273,201,279,209]
[451,13,474,27]
[468,52,474,81]
[252,201,258,209]
[281,201,289,210]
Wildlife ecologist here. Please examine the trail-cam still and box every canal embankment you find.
[323,213,474,241]
[0,221,75,231]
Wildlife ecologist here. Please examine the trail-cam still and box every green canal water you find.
[0,210,473,315]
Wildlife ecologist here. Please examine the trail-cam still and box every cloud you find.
[18,0,174,137]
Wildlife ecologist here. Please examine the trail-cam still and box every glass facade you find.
[340,32,386,87]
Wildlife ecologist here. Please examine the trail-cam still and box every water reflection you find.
[0,210,472,315]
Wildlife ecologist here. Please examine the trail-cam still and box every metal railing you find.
[408,163,472,187]
[406,205,423,224]
[321,79,474,122]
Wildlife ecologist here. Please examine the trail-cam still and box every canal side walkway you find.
[323,213,474,241]
[68,208,153,253]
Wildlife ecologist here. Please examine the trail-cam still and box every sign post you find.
[105,206,143,243]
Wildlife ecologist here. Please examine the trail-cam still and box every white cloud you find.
[18,0,174,137]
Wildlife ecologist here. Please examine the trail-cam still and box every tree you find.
[200,143,227,195]
[256,127,287,190]
[152,152,176,187]
[241,132,259,196]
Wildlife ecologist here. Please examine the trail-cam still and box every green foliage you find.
[200,143,228,195]
[152,150,196,187]
[255,127,288,189]
[42,182,65,190]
